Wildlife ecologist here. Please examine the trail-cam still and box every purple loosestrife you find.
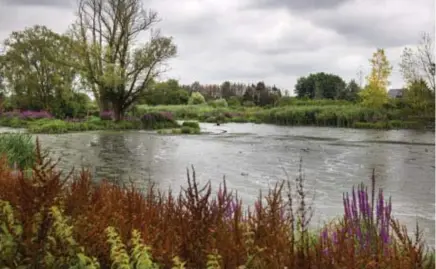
[340,181,393,253]
[100,110,113,120]
[19,110,53,120]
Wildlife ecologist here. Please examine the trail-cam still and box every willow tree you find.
[71,0,177,120]
[359,48,392,108]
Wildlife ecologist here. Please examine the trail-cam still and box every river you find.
[1,123,434,247]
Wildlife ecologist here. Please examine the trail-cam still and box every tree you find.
[294,72,346,99]
[0,25,77,115]
[141,79,189,105]
[403,79,435,116]
[359,48,392,108]
[71,0,177,120]
[188,92,205,105]
[399,32,435,91]
[337,79,361,101]
[221,81,234,99]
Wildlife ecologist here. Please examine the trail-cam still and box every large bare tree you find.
[71,0,177,120]
[399,32,435,91]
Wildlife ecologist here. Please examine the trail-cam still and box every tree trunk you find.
[113,102,123,122]
[98,88,111,113]
[99,97,110,113]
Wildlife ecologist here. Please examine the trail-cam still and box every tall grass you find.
[0,133,35,169]
[135,104,427,129]
[0,140,433,268]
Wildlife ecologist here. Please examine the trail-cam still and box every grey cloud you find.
[2,0,73,7]
[247,0,351,11]
[309,12,433,47]
[0,0,421,91]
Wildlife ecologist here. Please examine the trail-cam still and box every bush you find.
[140,112,180,130]
[0,133,35,169]
[181,126,200,134]
[188,92,206,105]
[182,121,200,129]
[227,96,242,107]
[208,98,228,108]
[242,100,255,107]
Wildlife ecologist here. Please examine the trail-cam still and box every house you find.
[388,88,405,98]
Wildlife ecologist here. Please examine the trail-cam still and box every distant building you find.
[388,88,405,98]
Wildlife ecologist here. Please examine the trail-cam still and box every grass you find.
[0,133,35,169]
[0,138,434,268]
[135,104,431,130]
[0,112,181,134]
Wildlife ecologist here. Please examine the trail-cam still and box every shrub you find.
[209,98,228,108]
[227,96,241,107]
[140,112,179,129]
[28,119,70,133]
[182,121,200,129]
[180,126,200,134]
[188,92,206,105]
[242,101,255,107]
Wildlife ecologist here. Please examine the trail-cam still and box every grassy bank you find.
[0,111,180,134]
[135,104,432,130]
[0,136,434,268]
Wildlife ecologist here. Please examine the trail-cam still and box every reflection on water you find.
[0,124,434,246]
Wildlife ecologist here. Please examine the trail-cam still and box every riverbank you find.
[0,104,433,134]
[0,112,183,134]
[136,104,433,131]
[0,137,434,268]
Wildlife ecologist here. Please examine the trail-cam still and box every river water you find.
[1,123,434,247]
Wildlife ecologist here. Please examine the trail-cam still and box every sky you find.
[0,0,434,93]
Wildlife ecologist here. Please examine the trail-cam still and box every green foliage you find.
[242,101,255,107]
[135,103,429,130]
[403,79,435,116]
[141,80,189,105]
[359,48,391,108]
[0,25,77,115]
[171,256,186,269]
[0,200,23,266]
[227,96,242,107]
[182,121,200,129]
[188,92,206,105]
[295,72,347,99]
[106,227,159,269]
[208,98,228,108]
[181,126,200,134]
[25,118,142,134]
[206,249,221,269]
[0,133,35,169]
[140,112,180,130]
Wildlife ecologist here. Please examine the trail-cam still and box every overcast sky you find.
[0,0,434,93]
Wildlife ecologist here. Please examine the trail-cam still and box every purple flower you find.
[100,110,113,120]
